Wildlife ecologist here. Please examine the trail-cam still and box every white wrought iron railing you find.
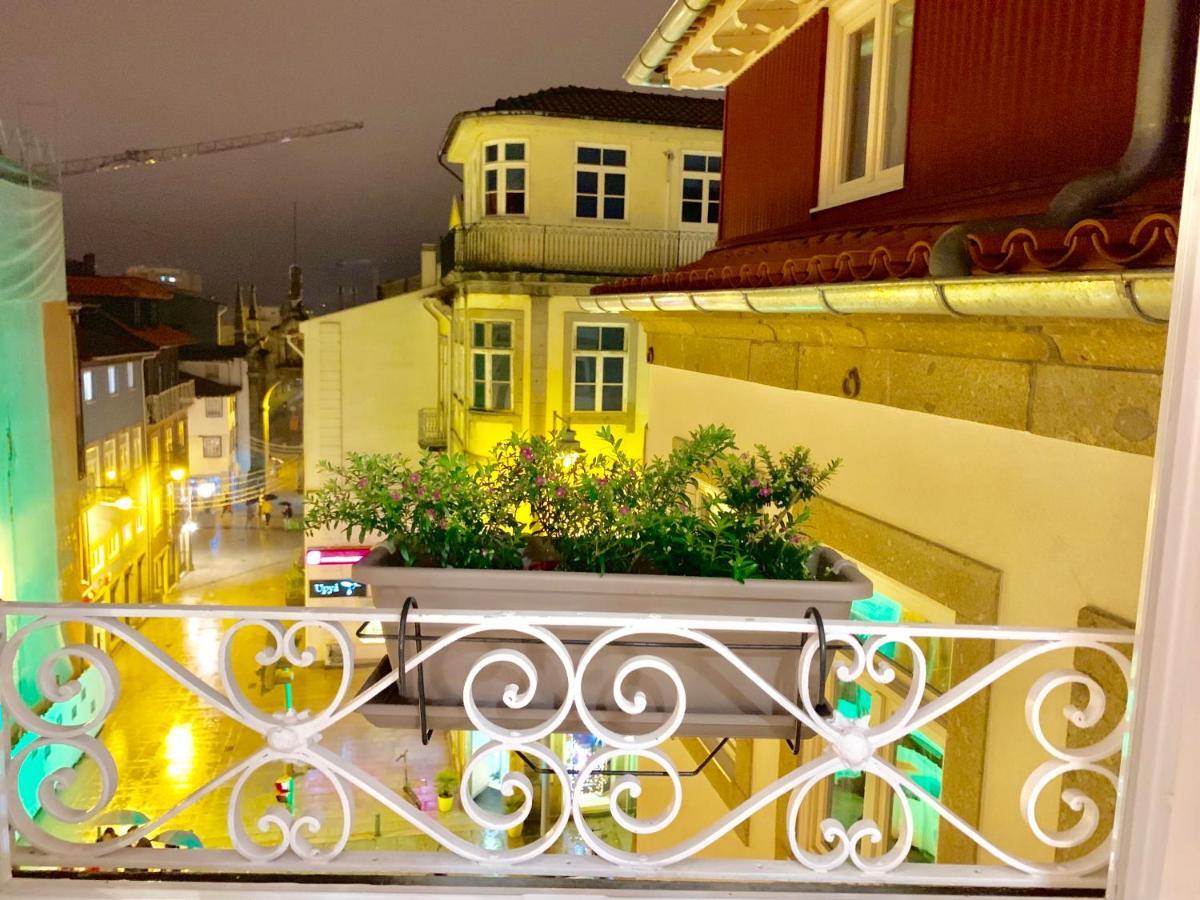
[0,601,1132,893]
[441,222,717,277]
[146,380,196,423]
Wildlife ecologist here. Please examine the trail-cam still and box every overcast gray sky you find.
[0,1,668,310]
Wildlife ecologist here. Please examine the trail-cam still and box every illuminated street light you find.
[169,467,186,482]
[182,520,199,534]
[113,496,134,510]
[195,481,217,499]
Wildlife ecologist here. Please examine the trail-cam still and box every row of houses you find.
[300,0,1186,874]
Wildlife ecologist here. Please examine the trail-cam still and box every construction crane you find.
[59,120,364,177]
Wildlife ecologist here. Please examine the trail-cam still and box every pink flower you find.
[758,487,772,498]
[409,472,420,484]
[357,478,368,488]
[389,490,401,501]
[749,478,759,487]
[416,486,425,497]
[432,490,442,501]
[555,486,565,498]
[618,505,631,516]
[597,477,609,486]
[520,446,534,461]
[534,476,546,487]
[424,508,436,520]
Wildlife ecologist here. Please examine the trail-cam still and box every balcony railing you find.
[440,221,717,278]
[146,379,195,423]
[0,600,1132,894]
[417,406,447,450]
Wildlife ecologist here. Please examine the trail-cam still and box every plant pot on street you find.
[436,794,454,813]
[353,544,871,740]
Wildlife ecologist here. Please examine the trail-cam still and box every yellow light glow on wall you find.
[169,467,186,482]
[163,722,194,783]
[105,469,117,482]
[113,496,134,510]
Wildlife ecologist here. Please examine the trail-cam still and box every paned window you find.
[470,321,513,412]
[817,0,915,209]
[103,439,117,482]
[106,365,118,395]
[84,445,101,491]
[150,432,161,467]
[482,141,527,216]
[572,324,627,413]
[681,153,721,224]
[205,397,224,417]
[126,361,136,389]
[131,425,143,470]
[82,370,94,402]
[575,146,626,220]
[202,436,223,458]
[118,431,131,477]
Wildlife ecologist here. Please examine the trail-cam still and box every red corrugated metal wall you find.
[719,0,1145,246]
[721,11,828,243]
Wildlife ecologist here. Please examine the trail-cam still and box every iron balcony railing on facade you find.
[146,380,196,423]
[417,406,447,450]
[0,599,1132,894]
[440,221,717,278]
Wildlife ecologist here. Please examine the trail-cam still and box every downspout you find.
[929,0,1193,277]
[624,0,711,87]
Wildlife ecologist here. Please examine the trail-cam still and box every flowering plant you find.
[305,425,838,582]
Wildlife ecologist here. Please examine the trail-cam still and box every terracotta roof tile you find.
[126,324,195,348]
[478,86,723,130]
[74,308,158,361]
[68,275,173,301]
[593,212,1178,296]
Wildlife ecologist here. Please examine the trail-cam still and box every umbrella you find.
[261,493,278,501]
[98,809,149,827]
[153,829,203,849]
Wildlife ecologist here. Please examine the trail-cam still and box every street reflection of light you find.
[184,616,222,681]
[164,723,194,782]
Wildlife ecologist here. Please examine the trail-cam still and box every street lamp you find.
[552,411,582,468]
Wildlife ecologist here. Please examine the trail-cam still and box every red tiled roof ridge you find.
[593,211,1178,296]
[68,274,173,301]
[126,323,195,348]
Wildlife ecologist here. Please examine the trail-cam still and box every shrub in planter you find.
[306,426,869,738]
[434,768,459,813]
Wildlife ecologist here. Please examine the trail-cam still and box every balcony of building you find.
[146,379,195,423]
[0,598,1144,898]
[439,221,717,279]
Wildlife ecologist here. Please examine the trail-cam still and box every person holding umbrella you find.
[260,494,274,528]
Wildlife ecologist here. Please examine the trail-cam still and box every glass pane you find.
[485,144,498,163]
[473,352,486,379]
[600,327,625,351]
[843,20,875,182]
[506,192,525,215]
[576,170,598,194]
[574,385,596,412]
[601,148,626,167]
[603,172,625,197]
[491,353,511,380]
[485,193,497,215]
[491,322,512,348]
[576,326,600,350]
[682,200,702,223]
[575,355,597,384]
[708,155,722,173]
[708,201,720,223]
[883,0,915,170]
[709,180,720,201]
[505,143,525,161]
[576,196,598,218]
[473,322,485,346]
[506,167,525,190]
[682,178,703,200]
[683,154,706,172]
[492,383,512,410]
[601,385,623,412]
[603,197,625,220]
[577,146,601,165]
[485,169,497,190]
[602,356,624,383]
[473,381,486,409]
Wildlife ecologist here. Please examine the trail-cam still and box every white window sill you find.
[811,168,905,213]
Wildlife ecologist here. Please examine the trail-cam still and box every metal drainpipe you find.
[929,0,1194,277]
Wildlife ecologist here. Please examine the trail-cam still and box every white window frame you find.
[118,431,131,477]
[84,445,101,491]
[680,151,721,227]
[815,0,914,211]
[201,435,223,458]
[126,361,136,390]
[106,365,118,396]
[470,320,514,412]
[131,425,143,470]
[571,323,628,414]
[481,140,528,218]
[205,396,225,418]
[81,370,94,403]
[102,439,117,482]
[574,144,628,222]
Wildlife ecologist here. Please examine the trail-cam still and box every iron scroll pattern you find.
[0,608,1131,875]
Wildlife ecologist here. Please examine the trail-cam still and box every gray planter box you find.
[352,546,871,739]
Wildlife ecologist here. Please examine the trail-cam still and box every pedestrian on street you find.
[245,499,257,528]
[220,492,233,523]
[281,500,293,529]
[261,496,274,528]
